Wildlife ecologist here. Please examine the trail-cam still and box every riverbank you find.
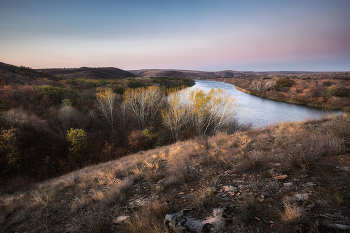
[199,76,350,112]
[234,85,342,111]
[190,79,341,129]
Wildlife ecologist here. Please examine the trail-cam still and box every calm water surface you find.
[189,80,342,128]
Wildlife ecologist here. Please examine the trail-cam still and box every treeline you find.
[0,75,242,183]
[206,76,350,111]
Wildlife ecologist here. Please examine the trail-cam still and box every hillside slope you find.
[39,67,136,80]
[1,114,349,233]
[128,69,246,78]
[0,62,53,84]
[128,69,321,78]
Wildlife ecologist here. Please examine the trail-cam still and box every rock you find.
[306,202,316,210]
[222,185,238,193]
[165,211,204,232]
[129,197,150,207]
[165,208,225,233]
[222,205,237,225]
[202,223,214,232]
[304,182,316,186]
[319,219,350,232]
[188,165,195,170]
[295,193,309,200]
[283,182,293,187]
[202,208,224,231]
[113,216,130,224]
[257,194,265,202]
[273,175,288,180]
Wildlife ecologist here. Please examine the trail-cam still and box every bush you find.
[275,78,295,88]
[66,128,87,167]
[114,85,125,94]
[128,81,144,88]
[35,85,65,105]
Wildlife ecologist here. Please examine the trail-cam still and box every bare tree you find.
[93,88,118,131]
[123,86,163,130]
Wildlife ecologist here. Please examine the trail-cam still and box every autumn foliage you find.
[208,74,350,111]
[0,69,204,183]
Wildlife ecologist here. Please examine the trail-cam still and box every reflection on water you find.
[189,80,342,128]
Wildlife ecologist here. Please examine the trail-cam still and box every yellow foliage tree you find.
[189,88,237,136]
[0,127,20,172]
[162,87,237,139]
[66,128,87,167]
[161,87,190,141]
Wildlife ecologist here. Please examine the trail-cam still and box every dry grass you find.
[122,200,174,233]
[1,114,350,232]
[281,197,301,223]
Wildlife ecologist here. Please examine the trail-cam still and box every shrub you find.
[66,128,87,167]
[35,85,65,105]
[275,78,295,88]
[128,81,144,88]
[0,127,20,173]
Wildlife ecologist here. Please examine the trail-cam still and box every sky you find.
[1,0,350,71]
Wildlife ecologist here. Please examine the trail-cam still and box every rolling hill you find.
[37,67,136,80]
[128,69,320,78]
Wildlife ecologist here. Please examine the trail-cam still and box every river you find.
[189,80,342,128]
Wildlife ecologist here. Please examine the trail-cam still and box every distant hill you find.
[0,63,137,84]
[39,67,136,80]
[128,69,319,78]
[0,62,52,84]
[128,69,242,78]
[0,61,328,85]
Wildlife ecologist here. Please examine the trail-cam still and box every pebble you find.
[295,193,309,200]
[305,182,316,186]
[113,216,130,224]
[273,175,288,180]
[283,182,293,187]
[222,185,238,193]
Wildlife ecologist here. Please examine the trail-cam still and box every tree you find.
[161,87,190,141]
[93,88,118,131]
[0,127,20,173]
[59,99,80,132]
[66,128,87,167]
[35,85,65,105]
[188,88,237,136]
[123,86,163,130]
[275,78,295,88]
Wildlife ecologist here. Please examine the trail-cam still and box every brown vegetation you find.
[2,64,350,232]
[0,62,196,183]
[203,72,350,111]
[1,114,349,232]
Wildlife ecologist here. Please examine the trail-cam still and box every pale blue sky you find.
[1,0,349,71]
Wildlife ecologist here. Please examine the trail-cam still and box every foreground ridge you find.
[1,114,350,232]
